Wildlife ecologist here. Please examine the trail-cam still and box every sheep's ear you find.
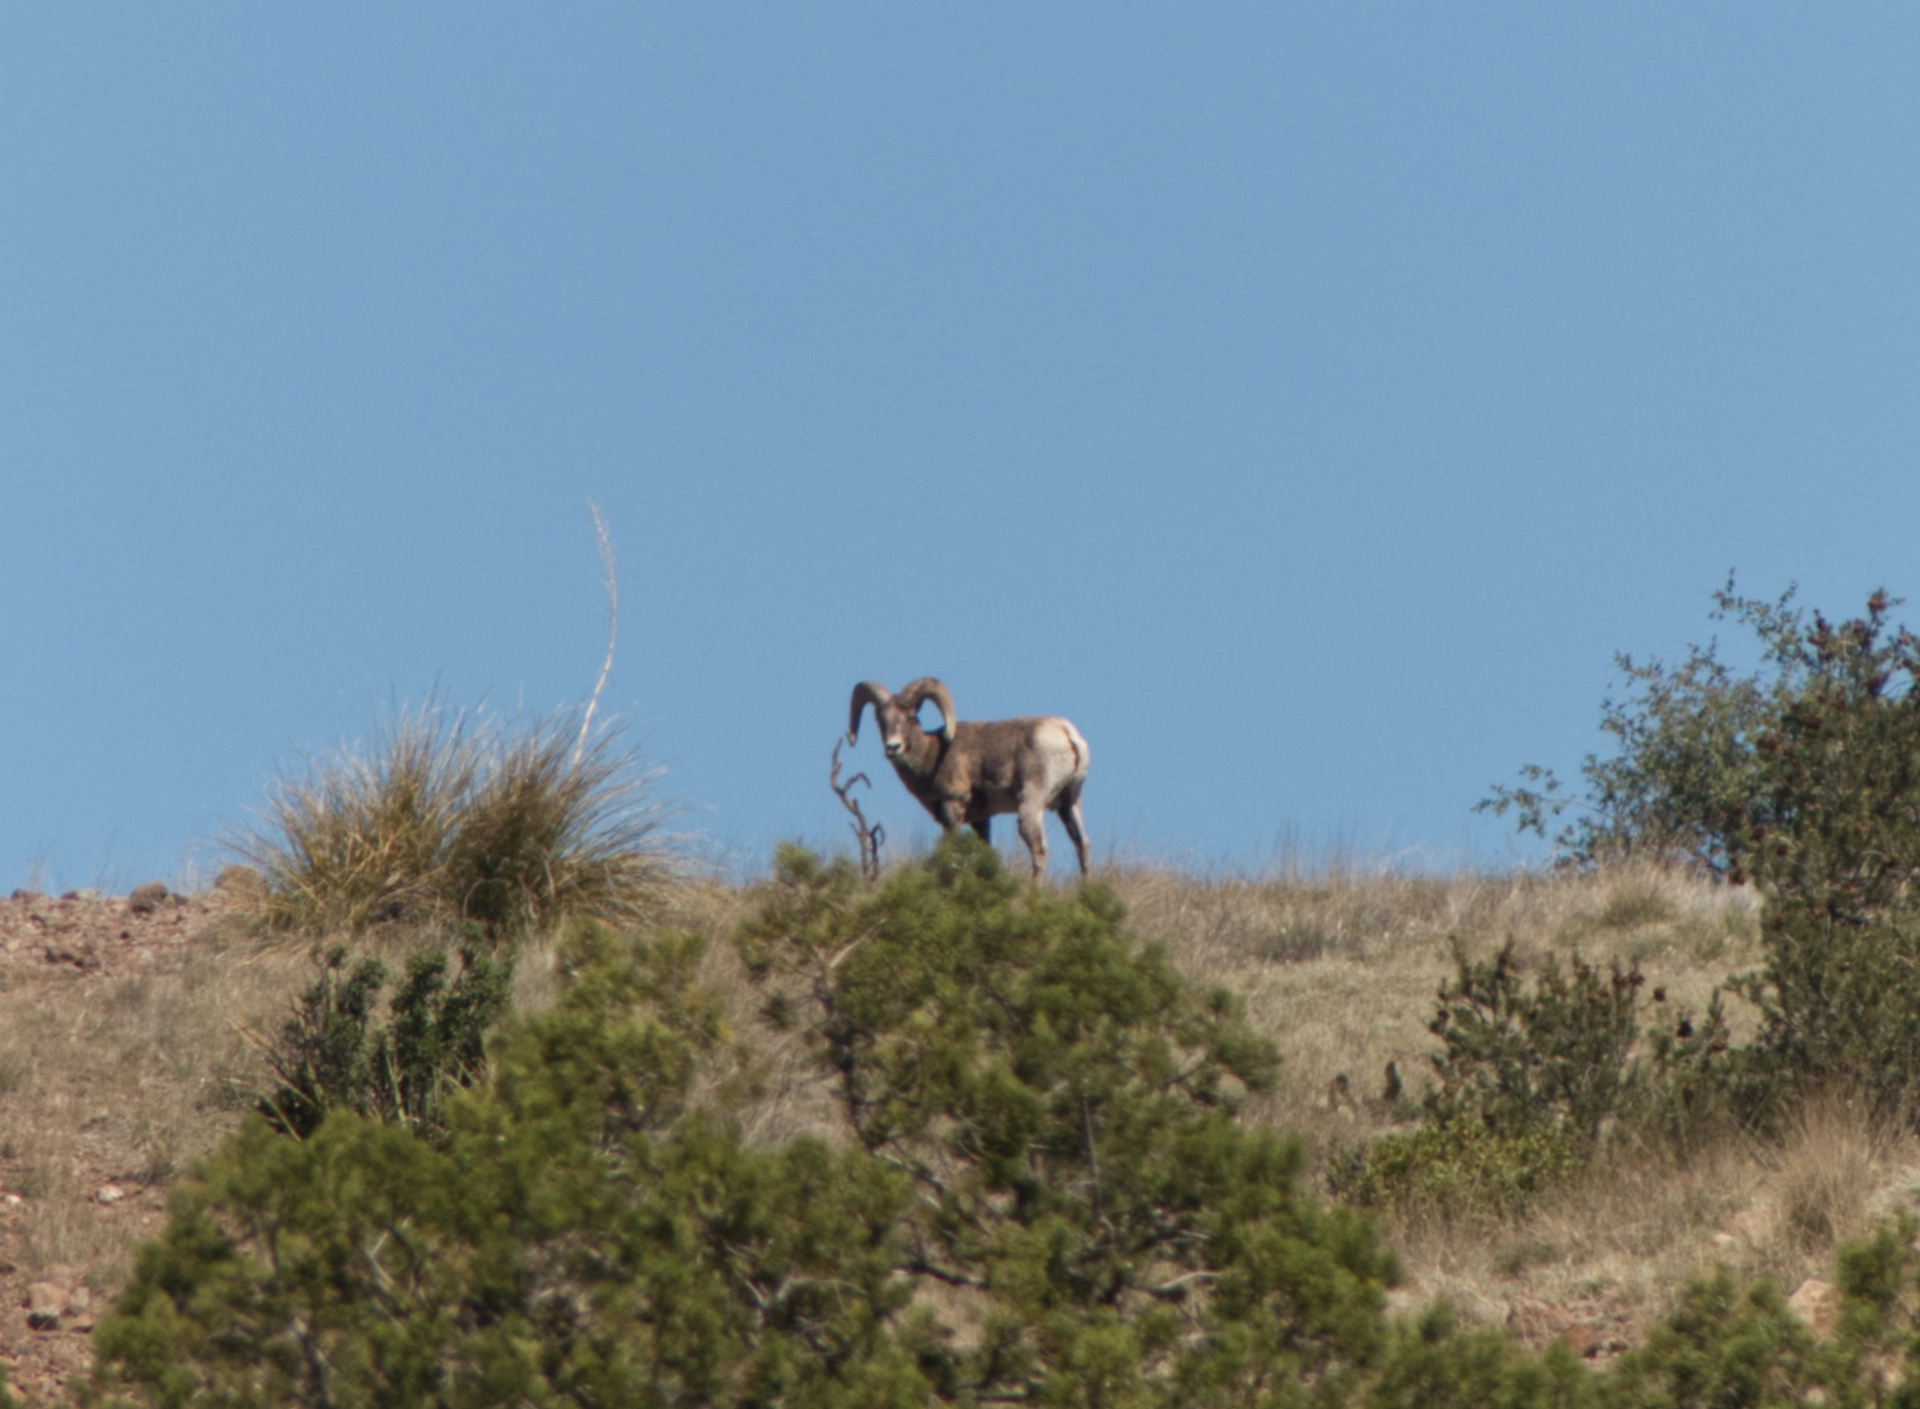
[849,682,892,742]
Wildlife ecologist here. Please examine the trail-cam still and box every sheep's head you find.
[848,678,957,762]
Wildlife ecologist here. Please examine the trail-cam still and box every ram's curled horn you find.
[848,681,895,745]
[897,677,957,745]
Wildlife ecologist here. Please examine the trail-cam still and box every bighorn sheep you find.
[846,677,1090,877]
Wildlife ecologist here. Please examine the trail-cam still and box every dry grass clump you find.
[240,704,676,939]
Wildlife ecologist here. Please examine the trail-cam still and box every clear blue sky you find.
[5,7,1919,889]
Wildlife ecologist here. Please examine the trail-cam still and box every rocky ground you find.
[0,881,249,1405]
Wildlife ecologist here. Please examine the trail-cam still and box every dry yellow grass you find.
[1099,859,1920,1344]
[0,934,316,1299]
[1107,859,1758,1143]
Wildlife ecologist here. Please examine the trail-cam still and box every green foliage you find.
[241,703,674,939]
[1340,938,1739,1219]
[1483,582,1920,1128]
[1717,590,1920,1123]
[740,837,1399,1407]
[1424,942,1644,1144]
[98,921,921,1409]
[1367,1303,1594,1409]
[1601,1271,1833,1409]
[1594,1222,1920,1409]
[1479,582,1920,880]
[1733,907,1920,1125]
[257,939,512,1141]
[94,830,1920,1409]
[97,838,1413,1409]
[1479,582,1787,871]
[1337,942,1644,1222]
[1333,1120,1580,1226]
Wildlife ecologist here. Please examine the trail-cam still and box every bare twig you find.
[830,736,885,880]
[576,499,619,766]
[1149,1270,1218,1301]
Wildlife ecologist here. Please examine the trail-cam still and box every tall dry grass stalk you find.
[240,702,675,938]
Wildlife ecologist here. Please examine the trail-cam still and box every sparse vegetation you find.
[73,838,1920,1409]
[0,836,1908,1406]
[239,703,675,940]
[25,579,1920,1402]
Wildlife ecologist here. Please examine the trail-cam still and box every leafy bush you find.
[97,920,913,1409]
[1711,590,1920,1122]
[1598,1221,1920,1409]
[1340,939,1737,1219]
[1340,941,1640,1224]
[242,703,674,939]
[1424,942,1644,1144]
[738,838,1400,1407]
[1480,582,1920,882]
[256,938,513,1141]
[1602,1270,1832,1408]
[1333,1120,1580,1226]
[1485,582,1920,1128]
[1366,1303,1592,1409]
[96,832,1920,1409]
[95,838,1410,1409]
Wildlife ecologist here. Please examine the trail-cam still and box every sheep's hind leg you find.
[1016,808,1049,878]
[1054,794,1090,875]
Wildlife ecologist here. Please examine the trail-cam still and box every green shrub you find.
[1341,938,1736,1218]
[1601,1270,1834,1409]
[96,837,1409,1409]
[241,703,674,939]
[98,921,918,1409]
[1331,941,1627,1222]
[1425,941,1644,1144]
[1484,583,1920,1129]
[1368,1303,1594,1409]
[256,938,513,1142]
[738,837,1400,1407]
[1479,582,1786,872]
[1479,582,1920,881]
[1334,1120,1581,1226]
[101,832,1920,1409]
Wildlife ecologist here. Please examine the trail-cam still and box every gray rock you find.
[26,1281,63,1330]
[61,888,100,902]
[128,881,170,914]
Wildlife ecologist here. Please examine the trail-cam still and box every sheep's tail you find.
[1061,720,1090,780]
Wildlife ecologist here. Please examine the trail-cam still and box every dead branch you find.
[830,736,885,881]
